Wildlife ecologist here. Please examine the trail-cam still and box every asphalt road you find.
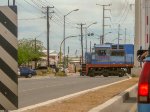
[18,75,127,108]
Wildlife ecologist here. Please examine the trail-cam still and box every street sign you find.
[0,6,18,110]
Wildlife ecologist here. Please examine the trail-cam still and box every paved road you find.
[113,97,137,112]
[19,75,127,108]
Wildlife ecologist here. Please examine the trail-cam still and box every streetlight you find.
[86,22,97,28]
[63,9,79,69]
[112,38,122,49]
[100,32,112,44]
[85,22,97,52]
[60,35,78,67]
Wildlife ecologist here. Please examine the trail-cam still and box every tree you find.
[18,38,44,66]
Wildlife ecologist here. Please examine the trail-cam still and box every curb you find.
[11,78,131,112]
[89,83,138,112]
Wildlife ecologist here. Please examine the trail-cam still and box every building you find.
[67,56,81,73]
[38,50,59,67]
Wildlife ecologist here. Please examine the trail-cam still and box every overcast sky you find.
[0,0,135,56]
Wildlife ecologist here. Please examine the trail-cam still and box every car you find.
[138,56,150,112]
[19,67,36,78]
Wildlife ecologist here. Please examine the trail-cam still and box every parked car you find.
[18,67,36,78]
[138,56,150,112]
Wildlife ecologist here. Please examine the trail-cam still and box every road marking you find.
[11,77,131,112]
[89,84,137,112]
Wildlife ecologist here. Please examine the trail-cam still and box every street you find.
[18,75,127,108]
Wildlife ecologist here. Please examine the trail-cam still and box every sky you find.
[0,0,135,56]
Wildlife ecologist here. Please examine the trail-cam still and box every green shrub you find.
[36,70,47,76]
[131,74,138,77]
[36,68,54,76]
[47,67,53,74]
[78,69,81,72]
[55,71,67,77]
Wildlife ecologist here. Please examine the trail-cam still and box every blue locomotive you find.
[81,44,134,77]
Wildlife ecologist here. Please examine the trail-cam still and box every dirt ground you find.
[23,78,138,112]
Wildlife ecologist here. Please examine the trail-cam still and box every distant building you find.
[67,56,81,73]
[38,50,59,67]
[68,56,81,64]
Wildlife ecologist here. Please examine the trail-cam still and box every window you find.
[112,45,117,49]
[111,50,125,56]
[119,45,124,49]
[96,50,106,56]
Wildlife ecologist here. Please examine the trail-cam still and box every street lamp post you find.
[85,22,97,52]
[63,9,79,70]
[60,36,78,66]
[100,32,111,44]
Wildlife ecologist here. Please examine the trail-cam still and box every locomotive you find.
[81,44,134,77]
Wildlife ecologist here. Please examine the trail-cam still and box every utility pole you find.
[34,38,37,68]
[67,46,69,67]
[43,6,54,67]
[13,0,15,6]
[8,0,15,6]
[77,23,86,65]
[124,28,127,63]
[8,0,9,6]
[124,28,127,44]
[85,28,88,52]
[96,4,111,44]
[90,41,92,53]
[47,7,50,67]
[118,24,122,49]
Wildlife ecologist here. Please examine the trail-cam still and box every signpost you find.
[0,5,18,110]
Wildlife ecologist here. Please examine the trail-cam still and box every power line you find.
[37,0,78,28]
[18,16,45,20]
[109,0,128,25]
[110,0,127,18]
[96,3,111,44]
[31,0,43,9]
[109,0,131,34]
[23,0,43,11]
[24,0,75,28]
[119,5,130,26]
[118,0,129,24]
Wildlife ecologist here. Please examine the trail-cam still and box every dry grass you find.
[24,78,138,112]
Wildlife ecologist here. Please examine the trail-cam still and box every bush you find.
[131,74,138,77]
[78,69,81,72]
[36,67,54,76]
[47,67,53,74]
[36,70,47,76]
[55,71,67,77]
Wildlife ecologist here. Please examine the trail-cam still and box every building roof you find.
[42,50,58,56]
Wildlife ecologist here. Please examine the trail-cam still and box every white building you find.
[38,50,59,66]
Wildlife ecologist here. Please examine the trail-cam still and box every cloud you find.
[0,0,135,55]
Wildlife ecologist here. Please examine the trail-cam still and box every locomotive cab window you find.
[111,50,125,56]
[96,50,106,56]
